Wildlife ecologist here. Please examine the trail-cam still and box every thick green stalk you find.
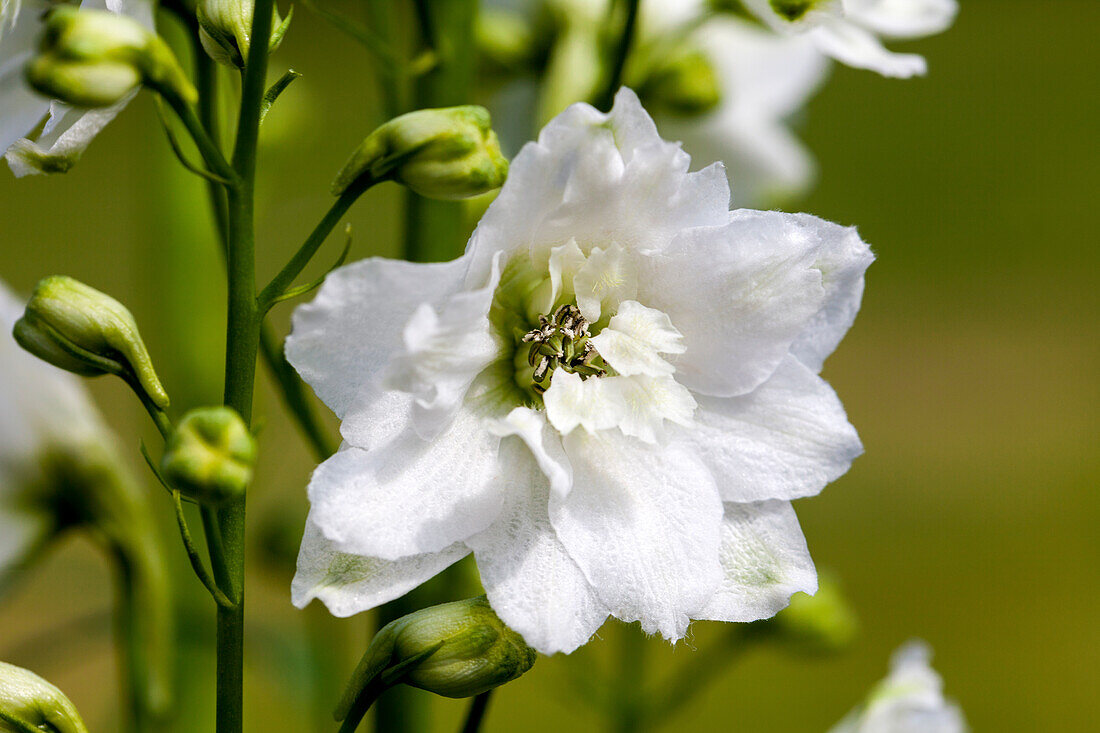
[214,1,276,731]
[402,0,478,264]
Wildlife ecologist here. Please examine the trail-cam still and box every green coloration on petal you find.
[13,276,169,410]
[161,407,256,505]
[769,0,818,21]
[0,661,89,733]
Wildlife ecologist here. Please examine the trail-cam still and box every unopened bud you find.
[13,276,169,410]
[26,7,195,108]
[639,49,722,116]
[333,107,509,200]
[160,407,255,505]
[197,0,292,69]
[337,596,536,721]
[0,661,89,733]
[771,575,857,654]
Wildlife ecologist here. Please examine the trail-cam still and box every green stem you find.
[402,0,477,264]
[0,711,40,733]
[460,691,493,733]
[213,1,276,731]
[595,0,641,111]
[162,89,238,186]
[257,179,370,309]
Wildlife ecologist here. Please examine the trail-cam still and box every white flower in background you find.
[742,0,958,78]
[289,90,871,655]
[830,641,968,733]
[0,280,111,587]
[651,7,829,206]
[0,0,154,177]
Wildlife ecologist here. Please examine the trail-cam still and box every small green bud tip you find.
[13,276,169,410]
[197,0,291,69]
[0,661,90,733]
[337,596,536,717]
[333,106,510,200]
[26,7,195,108]
[773,576,858,654]
[161,407,256,505]
[640,50,722,117]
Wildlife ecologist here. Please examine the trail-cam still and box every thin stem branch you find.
[257,179,370,309]
[460,691,493,733]
[596,0,640,111]
[0,710,44,733]
[161,90,238,186]
[172,491,235,609]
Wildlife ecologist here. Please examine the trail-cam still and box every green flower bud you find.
[333,106,509,200]
[477,9,536,74]
[197,0,292,69]
[26,7,196,108]
[0,661,89,733]
[13,276,169,411]
[160,407,255,505]
[771,575,857,654]
[639,49,722,117]
[337,596,536,721]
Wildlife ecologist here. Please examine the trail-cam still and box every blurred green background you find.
[1,1,1097,730]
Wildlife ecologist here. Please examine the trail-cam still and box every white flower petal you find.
[489,407,572,498]
[308,408,504,561]
[384,253,503,439]
[810,17,928,77]
[292,512,469,616]
[528,239,587,317]
[465,88,729,288]
[286,255,470,418]
[572,244,638,323]
[467,436,607,655]
[695,500,817,622]
[844,0,959,39]
[602,375,696,444]
[542,371,624,436]
[550,429,723,640]
[1,3,49,156]
[638,210,830,397]
[787,214,874,372]
[688,356,862,503]
[589,300,683,377]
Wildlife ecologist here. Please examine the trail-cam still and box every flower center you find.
[520,304,608,394]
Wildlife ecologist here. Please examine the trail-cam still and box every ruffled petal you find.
[687,356,862,503]
[292,512,469,616]
[465,88,730,288]
[467,436,608,655]
[308,408,504,560]
[695,500,817,622]
[489,407,572,498]
[638,210,832,397]
[589,300,684,378]
[550,429,722,640]
[286,255,470,418]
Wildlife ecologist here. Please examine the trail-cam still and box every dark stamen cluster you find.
[521,304,606,393]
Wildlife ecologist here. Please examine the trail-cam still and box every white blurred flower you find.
[0,279,111,586]
[288,90,871,655]
[0,0,154,177]
[742,0,958,78]
[830,641,968,733]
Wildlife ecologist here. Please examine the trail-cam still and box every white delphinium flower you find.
[289,89,871,654]
[742,0,958,78]
[830,641,968,733]
[0,280,112,586]
[648,3,829,205]
[0,0,154,176]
